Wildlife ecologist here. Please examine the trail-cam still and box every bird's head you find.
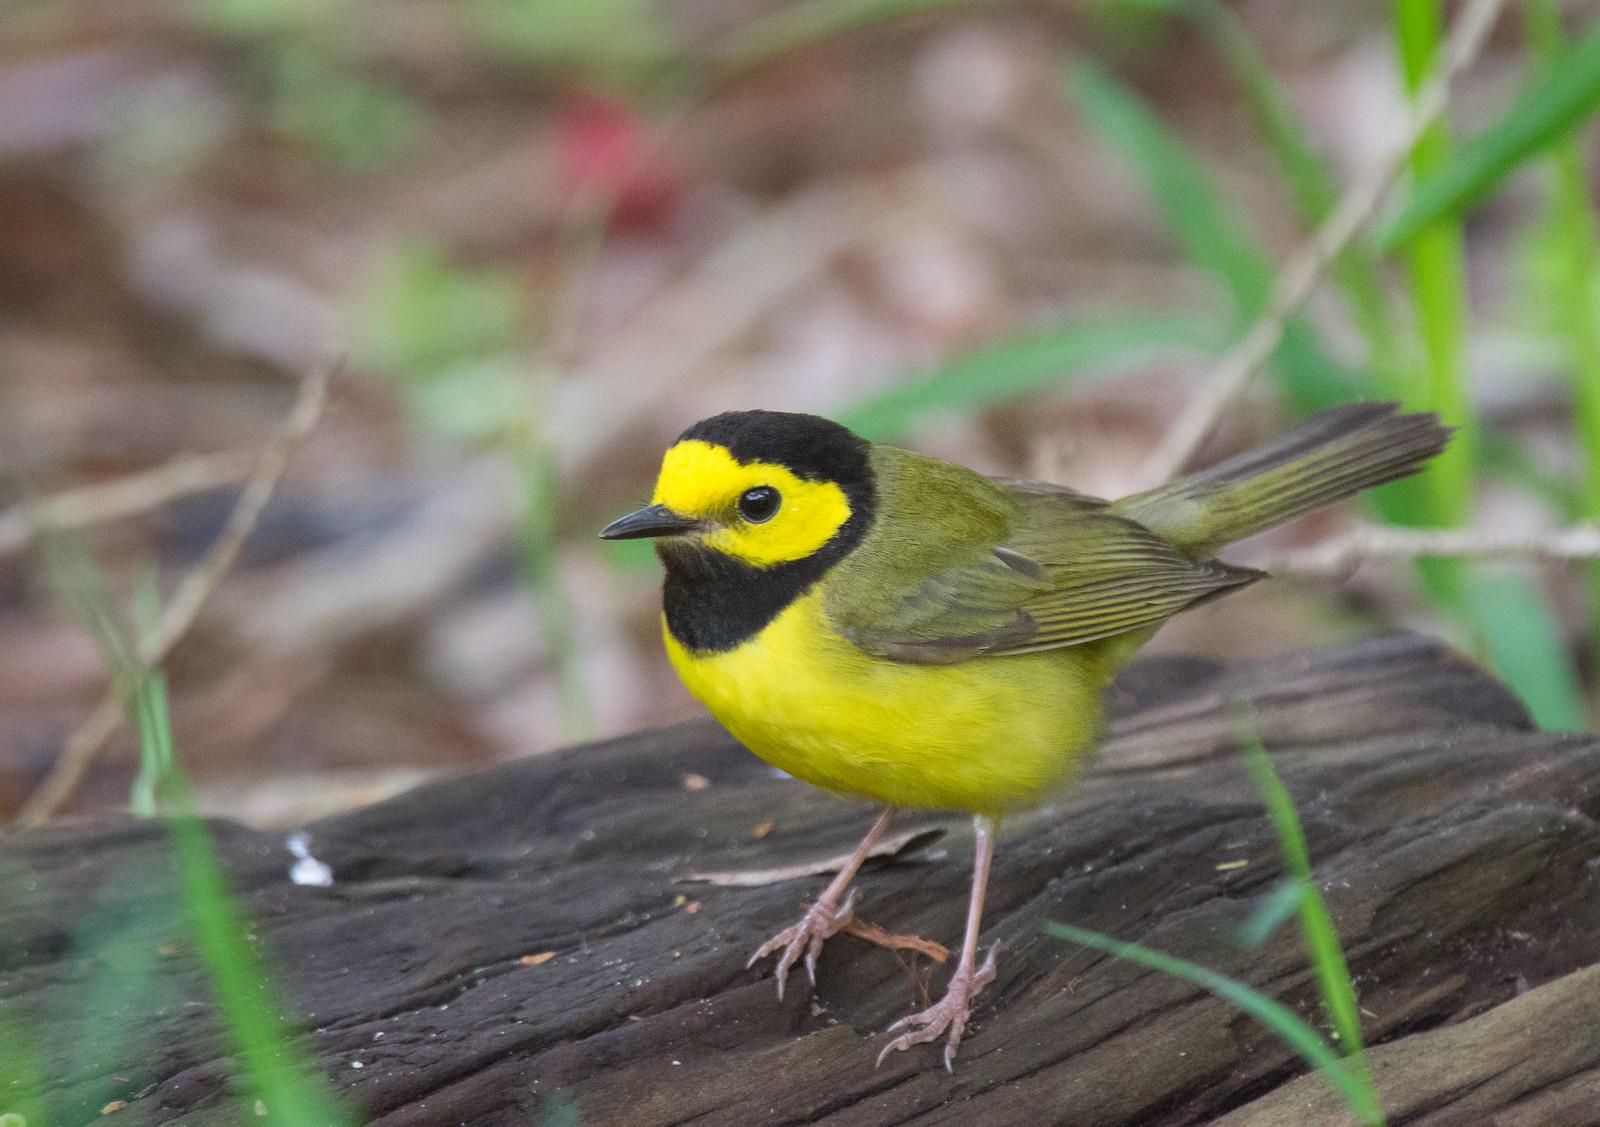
[600,410,874,569]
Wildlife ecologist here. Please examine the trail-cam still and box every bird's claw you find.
[747,888,859,1000]
[877,941,1000,1071]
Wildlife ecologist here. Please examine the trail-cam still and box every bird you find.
[599,401,1449,1070]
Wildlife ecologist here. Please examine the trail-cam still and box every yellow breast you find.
[664,588,1113,814]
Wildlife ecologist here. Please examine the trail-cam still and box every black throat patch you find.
[658,413,876,652]
[658,536,854,653]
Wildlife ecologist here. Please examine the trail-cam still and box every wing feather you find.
[834,479,1260,664]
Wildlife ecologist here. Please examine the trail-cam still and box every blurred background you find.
[4,0,1599,827]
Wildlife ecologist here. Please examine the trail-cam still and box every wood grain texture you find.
[5,634,1600,1126]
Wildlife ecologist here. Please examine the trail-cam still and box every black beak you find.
[599,503,703,540]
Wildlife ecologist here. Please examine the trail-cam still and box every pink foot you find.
[877,941,1000,1071]
[747,888,861,999]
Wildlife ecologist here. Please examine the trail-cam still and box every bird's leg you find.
[878,813,1000,1071]
[748,806,897,999]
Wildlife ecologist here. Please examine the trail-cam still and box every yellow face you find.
[652,440,852,567]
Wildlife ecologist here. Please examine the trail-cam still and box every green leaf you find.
[1380,17,1600,248]
[1462,567,1586,731]
[265,44,428,172]
[1063,59,1366,414]
[1044,923,1385,1125]
[839,314,1221,442]
[408,357,537,443]
[361,243,527,381]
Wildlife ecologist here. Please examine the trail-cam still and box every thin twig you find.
[1136,0,1508,488]
[151,363,333,657]
[673,825,946,886]
[0,450,255,558]
[10,357,338,831]
[1256,523,1600,576]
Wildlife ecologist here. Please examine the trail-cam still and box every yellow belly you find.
[664,588,1122,814]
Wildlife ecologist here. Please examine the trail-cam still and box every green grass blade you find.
[1187,0,1332,221]
[0,1017,49,1127]
[1407,227,1476,515]
[1528,0,1600,705]
[166,806,350,1126]
[131,565,177,814]
[359,243,594,736]
[63,854,188,1119]
[1063,59,1365,413]
[839,314,1221,441]
[1392,0,1478,487]
[1044,922,1384,1125]
[1461,568,1586,730]
[1175,0,1431,527]
[126,673,349,1126]
[38,535,163,815]
[723,0,1186,64]
[1238,717,1368,1069]
[1186,0,1405,386]
[1239,878,1309,947]
[1387,0,1584,732]
[723,0,986,63]
[1380,17,1600,248]
[1066,60,1264,308]
[56,537,351,1126]
[0,861,52,1127]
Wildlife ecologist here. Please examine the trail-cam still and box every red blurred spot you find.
[556,93,678,233]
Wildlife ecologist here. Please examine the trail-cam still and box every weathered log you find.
[5,634,1600,1126]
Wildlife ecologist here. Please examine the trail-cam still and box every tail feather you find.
[1115,402,1452,555]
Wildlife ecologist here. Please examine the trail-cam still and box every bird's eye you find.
[737,486,782,523]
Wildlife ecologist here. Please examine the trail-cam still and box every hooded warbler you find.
[600,401,1448,1068]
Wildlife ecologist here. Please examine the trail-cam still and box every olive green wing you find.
[997,512,1260,654]
[831,485,1260,665]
